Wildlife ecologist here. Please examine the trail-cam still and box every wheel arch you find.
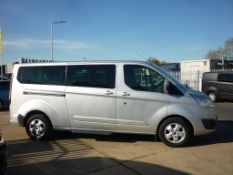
[156,115,194,140]
[23,110,53,129]
[206,86,218,94]
[16,99,58,128]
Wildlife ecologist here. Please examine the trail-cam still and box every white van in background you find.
[10,61,217,147]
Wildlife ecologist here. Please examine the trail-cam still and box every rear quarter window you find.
[17,66,66,85]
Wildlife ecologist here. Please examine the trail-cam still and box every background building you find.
[160,63,180,72]
[4,58,51,75]
[179,59,233,90]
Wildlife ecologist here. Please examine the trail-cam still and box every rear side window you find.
[0,81,10,90]
[67,65,116,88]
[17,66,66,85]
[218,74,233,83]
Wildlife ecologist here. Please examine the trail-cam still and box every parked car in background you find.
[0,76,9,81]
[202,72,233,102]
[0,129,7,175]
[0,80,10,110]
[10,61,217,147]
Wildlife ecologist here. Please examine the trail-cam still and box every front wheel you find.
[208,92,217,102]
[26,114,53,140]
[159,117,192,147]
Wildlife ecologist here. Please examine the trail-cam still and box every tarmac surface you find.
[0,102,233,175]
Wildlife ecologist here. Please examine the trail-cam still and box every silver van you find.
[10,61,217,147]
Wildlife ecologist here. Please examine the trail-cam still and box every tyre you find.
[25,114,53,140]
[208,91,217,102]
[159,117,192,147]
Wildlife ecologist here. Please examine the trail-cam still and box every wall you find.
[180,59,210,91]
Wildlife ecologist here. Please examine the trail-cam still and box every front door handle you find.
[122,92,130,96]
[104,91,114,95]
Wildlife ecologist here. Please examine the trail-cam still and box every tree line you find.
[147,57,168,65]
[205,38,233,60]
[147,37,233,65]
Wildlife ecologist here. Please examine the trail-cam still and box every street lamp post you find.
[51,20,66,61]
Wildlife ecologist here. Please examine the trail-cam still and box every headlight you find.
[190,94,214,108]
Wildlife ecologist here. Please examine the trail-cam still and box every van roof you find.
[15,60,149,66]
[203,71,233,74]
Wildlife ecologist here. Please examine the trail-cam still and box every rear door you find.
[65,64,117,131]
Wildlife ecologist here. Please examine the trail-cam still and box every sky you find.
[0,0,233,64]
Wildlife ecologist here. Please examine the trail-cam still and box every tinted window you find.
[167,82,183,96]
[218,73,233,83]
[203,73,217,81]
[17,66,66,85]
[124,65,165,93]
[0,76,9,80]
[67,65,115,88]
[0,81,10,90]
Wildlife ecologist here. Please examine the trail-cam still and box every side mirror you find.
[184,83,190,88]
[164,79,169,94]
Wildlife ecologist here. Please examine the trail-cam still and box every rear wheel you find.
[26,114,53,140]
[159,117,192,147]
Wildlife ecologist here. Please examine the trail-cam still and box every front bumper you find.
[202,119,217,129]
[191,107,217,136]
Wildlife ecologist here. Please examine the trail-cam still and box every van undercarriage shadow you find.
[52,121,233,146]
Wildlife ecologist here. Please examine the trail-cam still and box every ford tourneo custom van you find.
[10,61,217,147]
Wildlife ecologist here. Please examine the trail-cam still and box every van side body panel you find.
[10,64,71,130]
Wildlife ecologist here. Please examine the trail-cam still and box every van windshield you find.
[149,63,188,94]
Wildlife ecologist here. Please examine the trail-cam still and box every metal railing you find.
[170,69,233,91]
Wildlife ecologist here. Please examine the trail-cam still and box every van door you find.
[116,64,169,133]
[65,64,117,131]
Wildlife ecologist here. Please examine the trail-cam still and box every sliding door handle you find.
[104,91,114,95]
[122,92,130,96]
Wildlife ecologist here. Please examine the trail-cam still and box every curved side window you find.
[124,65,165,93]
